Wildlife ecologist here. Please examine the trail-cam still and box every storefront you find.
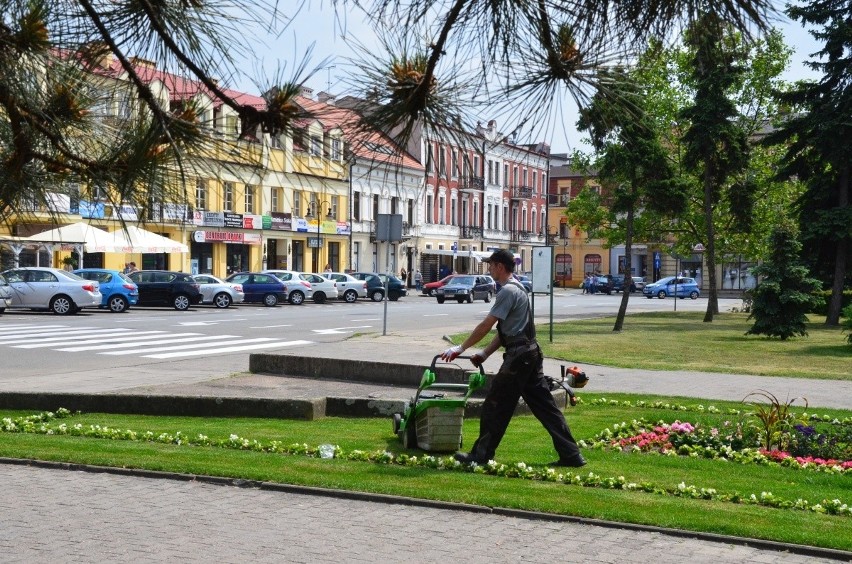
[191,230,261,276]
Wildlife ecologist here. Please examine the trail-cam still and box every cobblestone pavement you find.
[0,464,842,564]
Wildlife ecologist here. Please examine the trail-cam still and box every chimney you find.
[299,86,314,99]
[129,56,157,69]
[317,91,335,104]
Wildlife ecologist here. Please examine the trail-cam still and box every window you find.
[540,210,546,233]
[452,151,458,178]
[223,182,234,211]
[487,205,492,229]
[353,191,361,221]
[372,194,379,220]
[503,163,509,187]
[195,179,207,210]
[473,202,479,227]
[473,156,480,176]
[438,197,446,224]
[532,171,537,191]
[293,189,302,217]
[310,192,318,216]
[244,185,255,214]
[439,147,446,177]
[330,195,339,219]
[271,187,280,212]
[407,199,414,224]
[310,136,322,156]
[331,138,342,160]
[513,166,519,187]
[487,161,493,184]
[426,144,434,174]
[426,195,434,223]
[451,199,457,226]
[391,196,399,215]
[523,168,528,186]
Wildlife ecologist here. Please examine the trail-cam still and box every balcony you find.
[460,226,483,240]
[459,175,484,193]
[510,185,534,201]
[548,193,570,206]
[510,230,533,242]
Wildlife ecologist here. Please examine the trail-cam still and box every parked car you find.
[128,270,203,310]
[611,274,637,294]
[322,272,368,303]
[643,276,700,299]
[225,272,288,306]
[2,267,102,314]
[192,274,245,308]
[632,276,647,291]
[593,275,614,295]
[0,272,13,314]
[436,275,494,304]
[422,274,456,296]
[299,272,338,303]
[260,269,313,305]
[515,275,533,293]
[74,268,139,313]
[352,272,407,301]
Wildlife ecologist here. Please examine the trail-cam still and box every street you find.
[0,290,739,393]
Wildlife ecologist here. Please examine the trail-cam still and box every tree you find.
[763,0,852,326]
[746,221,820,340]
[574,69,686,331]
[0,1,314,224]
[679,11,750,323]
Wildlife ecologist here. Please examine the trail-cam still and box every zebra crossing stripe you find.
[100,338,277,356]
[10,330,154,347]
[143,340,313,359]
[55,334,221,352]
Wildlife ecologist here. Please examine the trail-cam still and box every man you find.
[441,249,586,467]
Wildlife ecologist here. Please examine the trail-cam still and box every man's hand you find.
[441,344,464,362]
[470,352,488,367]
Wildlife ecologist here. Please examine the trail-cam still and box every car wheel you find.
[428,288,436,297]
[484,292,491,303]
[50,295,75,315]
[466,294,473,303]
[689,290,699,299]
[437,296,445,304]
[173,294,191,311]
[287,291,303,305]
[657,290,666,299]
[108,295,129,313]
[0,307,5,314]
[389,292,399,302]
[370,289,384,302]
[213,292,232,308]
[313,292,326,304]
[343,289,358,303]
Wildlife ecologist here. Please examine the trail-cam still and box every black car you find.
[612,274,637,293]
[593,275,614,295]
[352,272,407,302]
[436,275,493,304]
[128,270,203,311]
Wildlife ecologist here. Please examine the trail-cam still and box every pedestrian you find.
[414,269,422,292]
[127,262,138,273]
[400,267,407,285]
[324,264,332,273]
[122,263,131,274]
[441,248,586,468]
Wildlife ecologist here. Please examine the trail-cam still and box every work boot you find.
[549,454,587,468]
[454,452,489,465]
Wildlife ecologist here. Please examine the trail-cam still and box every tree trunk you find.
[825,164,849,326]
[614,203,634,332]
[703,165,718,322]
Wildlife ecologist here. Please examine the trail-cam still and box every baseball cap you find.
[482,249,515,271]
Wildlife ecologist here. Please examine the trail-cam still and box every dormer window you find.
[331,138,342,160]
[310,136,322,156]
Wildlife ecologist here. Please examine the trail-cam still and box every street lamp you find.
[306,200,333,273]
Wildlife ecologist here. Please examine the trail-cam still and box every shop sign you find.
[159,203,190,222]
[79,200,105,219]
[262,215,273,229]
[293,217,310,232]
[335,221,351,235]
[194,211,225,227]
[270,212,292,231]
[584,254,602,264]
[193,230,263,245]
[243,214,263,229]
[223,212,244,228]
[113,204,139,221]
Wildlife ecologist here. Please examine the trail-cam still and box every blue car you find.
[642,276,700,299]
[73,268,139,312]
[225,272,288,306]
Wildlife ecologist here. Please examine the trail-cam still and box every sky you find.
[234,2,824,154]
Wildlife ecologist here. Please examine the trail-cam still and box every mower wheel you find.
[403,422,417,449]
[392,413,402,435]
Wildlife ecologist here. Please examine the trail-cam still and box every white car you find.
[2,267,101,315]
[322,272,368,303]
[192,274,245,308]
[299,272,339,303]
[260,270,313,305]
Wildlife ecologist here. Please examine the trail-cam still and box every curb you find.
[3,457,850,562]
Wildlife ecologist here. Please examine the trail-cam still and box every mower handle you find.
[429,353,483,371]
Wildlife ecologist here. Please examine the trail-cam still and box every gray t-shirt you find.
[489,281,530,337]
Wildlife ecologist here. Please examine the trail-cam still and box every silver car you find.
[322,272,368,303]
[299,272,339,304]
[2,267,101,315]
[260,270,313,305]
[192,274,245,308]
[0,272,11,314]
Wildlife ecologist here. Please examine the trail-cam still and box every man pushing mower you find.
[441,249,587,468]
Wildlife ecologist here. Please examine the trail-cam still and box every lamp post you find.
[306,200,333,273]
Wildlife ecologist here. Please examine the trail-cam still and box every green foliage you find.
[742,390,808,451]
[811,290,852,316]
[747,223,821,339]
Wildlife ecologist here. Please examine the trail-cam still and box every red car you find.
[422,274,456,296]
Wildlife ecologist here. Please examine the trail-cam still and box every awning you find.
[117,226,188,253]
[25,222,114,252]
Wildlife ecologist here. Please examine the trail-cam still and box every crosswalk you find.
[0,324,312,360]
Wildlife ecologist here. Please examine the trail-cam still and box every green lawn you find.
[2,393,850,551]
[522,312,849,379]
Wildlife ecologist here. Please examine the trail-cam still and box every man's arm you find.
[460,314,499,351]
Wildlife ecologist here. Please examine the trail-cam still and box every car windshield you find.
[452,276,475,285]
